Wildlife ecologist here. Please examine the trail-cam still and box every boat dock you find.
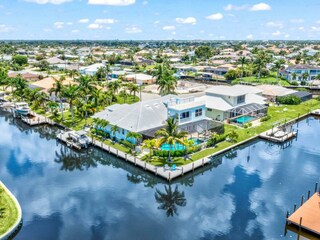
[259,130,297,143]
[57,131,86,150]
[286,185,320,238]
[21,112,55,126]
[311,109,320,117]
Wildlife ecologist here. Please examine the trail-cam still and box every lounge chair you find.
[171,164,177,171]
[164,164,169,171]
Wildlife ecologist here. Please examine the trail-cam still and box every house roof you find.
[205,85,262,97]
[197,95,233,111]
[287,64,320,70]
[124,73,154,81]
[92,95,175,133]
[255,85,297,97]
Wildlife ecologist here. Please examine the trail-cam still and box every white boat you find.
[68,130,91,148]
[14,102,30,116]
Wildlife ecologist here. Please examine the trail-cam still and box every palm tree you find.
[273,59,285,80]
[238,56,247,80]
[62,84,79,126]
[111,125,120,141]
[157,75,177,96]
[127,82,139,98]
[155,185,187,217]
[119,89,129,103]
[155,118,188,162]
[107,80,122,95]
[47,101,59,114]
[126,131,143,149]
[49,77,65,121]
[302,72,310,82]
[68,69,79,80]
[142,139,156,159]
[291,72,297,81]
[0,67,8,94]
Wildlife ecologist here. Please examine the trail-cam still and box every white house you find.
[198,85,267,121]
[123,73,156,85]
[79,63,105,76]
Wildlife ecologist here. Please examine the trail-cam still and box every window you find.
[237,95,245,104]
[207,108,212,112]
[195,108,203,117]
[122,129,125,135]
[180,111,190,119]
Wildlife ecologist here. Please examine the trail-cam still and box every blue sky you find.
[1,0,320,40]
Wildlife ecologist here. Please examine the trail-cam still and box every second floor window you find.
[180,111,190,119]
[195,108,202,117]
[237,95,245,104]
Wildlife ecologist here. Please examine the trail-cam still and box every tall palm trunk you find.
[60,98,64,121]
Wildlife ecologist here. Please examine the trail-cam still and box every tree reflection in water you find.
[155,185,187,217]
[54,145,97,171]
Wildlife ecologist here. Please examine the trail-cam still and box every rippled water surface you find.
[1,112,319,240]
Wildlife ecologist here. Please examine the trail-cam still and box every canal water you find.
[0,112,319,240]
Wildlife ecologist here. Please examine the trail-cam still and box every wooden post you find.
[315,182,318,193]
[202,158,204,166]
[308,190,311,200]
[192,163,194,172]
[299,217,302,232]
[293,204,297,212]
[300,195,304,206]
[134,157,136,165]
[286,210,289,218]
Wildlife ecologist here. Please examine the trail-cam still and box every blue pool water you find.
[1,110,320,240]
[233,115,255,124]
[160,138,203,151]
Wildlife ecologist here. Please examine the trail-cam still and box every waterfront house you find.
[198,85,267,121]
[92,95,215,144]
[280,64,320,81]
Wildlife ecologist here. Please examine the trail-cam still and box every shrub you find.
[291,81,299,86]
[277,95,302,105]
[206,133,226,147]
[260,115,271,122]
[121,140,134,149]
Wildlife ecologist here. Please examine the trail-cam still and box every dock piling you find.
[293,204,296,212]
[300,195,304,206]
[308,190,311,200]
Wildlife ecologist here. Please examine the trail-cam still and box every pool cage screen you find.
[228,103,268,118]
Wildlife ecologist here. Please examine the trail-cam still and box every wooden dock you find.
[21,112,55,126]
[287,193,320,237]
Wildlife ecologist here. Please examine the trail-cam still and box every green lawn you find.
[191,99,320,161]
[232,76,291,86]
[116,95,139,104]
[0,185,19,236]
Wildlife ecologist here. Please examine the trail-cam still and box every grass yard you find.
[0,184,19,236]
[232,76,290,86]
[191,99,320,161]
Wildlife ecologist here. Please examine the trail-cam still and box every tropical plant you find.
[126,131,143,149]
[49,77,65,121]
[111,125,120,141]
[62,84,79,125]
[155,118,188,162]
[142,139,156,159]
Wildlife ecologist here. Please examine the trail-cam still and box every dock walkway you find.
[287,193,320,237]
[21,112,54,126]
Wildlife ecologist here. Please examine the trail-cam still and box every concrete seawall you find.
[0,182,23,240]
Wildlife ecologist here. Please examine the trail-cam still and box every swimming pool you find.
[233,115,255,124]
[160,138,203,151]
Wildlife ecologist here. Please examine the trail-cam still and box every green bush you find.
[121,140,134,149]
[291,81,299,86]
[206,134,226,147]
[277,95,302,105]
[260,115,271,122]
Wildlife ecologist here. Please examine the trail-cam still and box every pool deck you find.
[287,193,320,237]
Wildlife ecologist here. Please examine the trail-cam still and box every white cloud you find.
[311,26,320,32]
[224,4,247,11]
[125,26,142,33]
[71,29,79,33]
[298,26,305,31]
[290,19,304,23]
[272,30,281,36]
[154,20,160,25]
[88,0,135,6]
[66,22,73,25]
[163,25,175,31]
[78,19,89,23]
[206,13,223,21]
[247,34,253,40]
[54,21,64,29]
[88,23,102,29]
[284,34,290,38]
[0,24,11,32]
[175,17,197,25]
[142,1,147,5]
[250,3,271,11]
[94,18,116,24]
[24,0,72,4]
[266,21,283,29]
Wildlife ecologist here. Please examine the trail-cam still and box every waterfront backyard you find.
[1,111,320,239]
